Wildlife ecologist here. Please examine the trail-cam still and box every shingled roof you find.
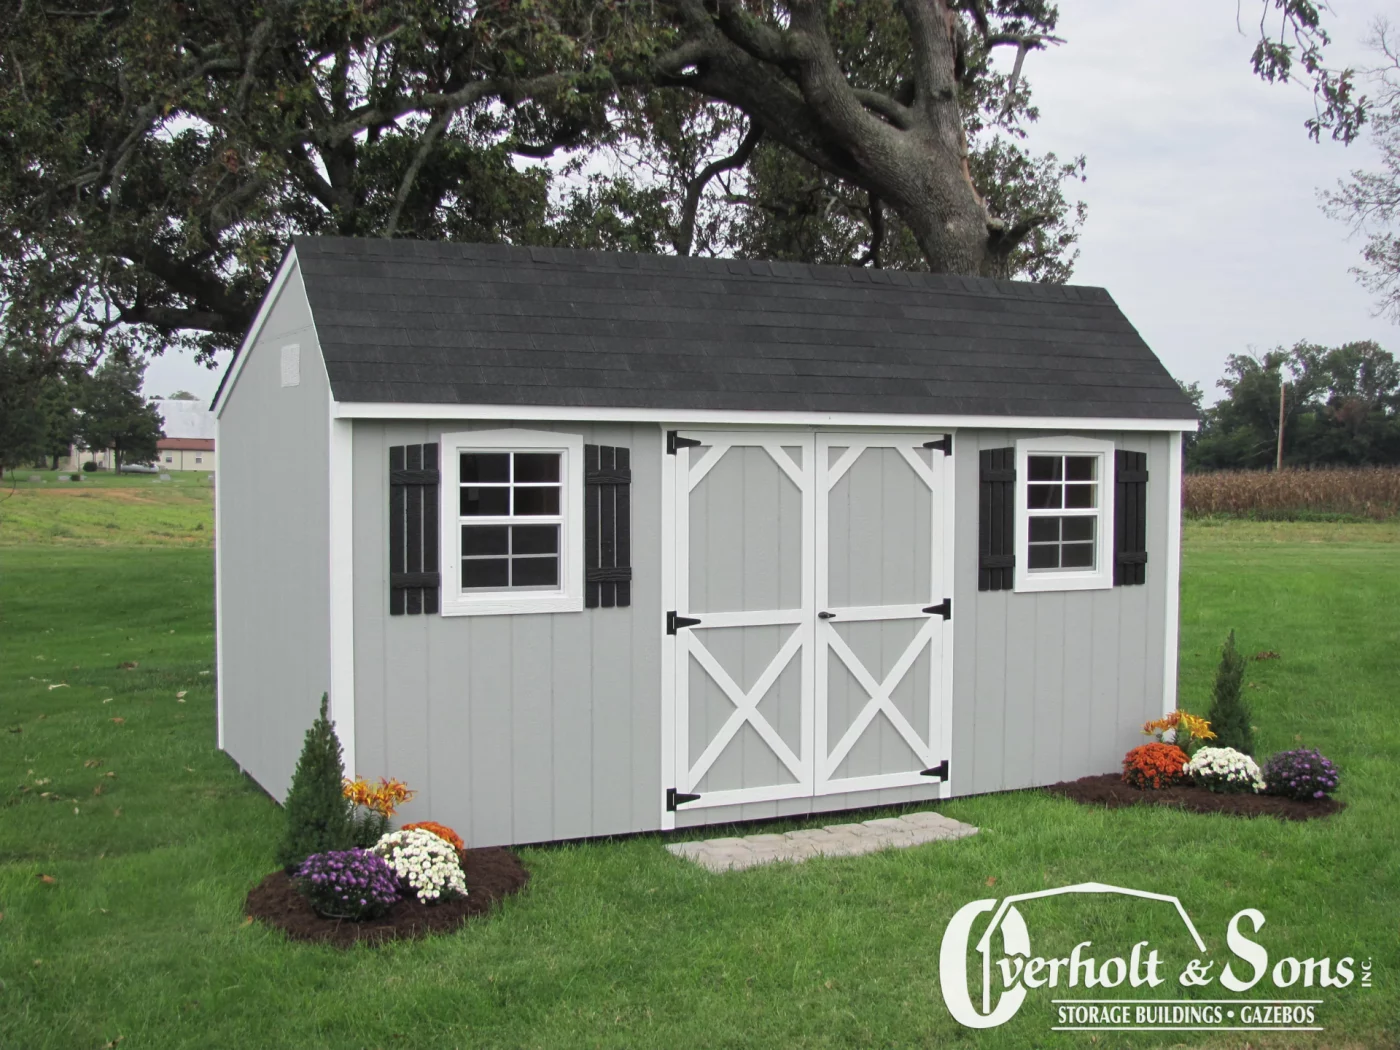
[276,236,1196,420]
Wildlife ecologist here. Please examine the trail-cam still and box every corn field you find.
[1184,467,1400,519]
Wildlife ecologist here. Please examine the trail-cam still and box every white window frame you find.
[1014,435,1116,594]
[439,428,584,616]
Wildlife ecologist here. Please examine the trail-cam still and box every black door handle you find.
[818,611,836,620]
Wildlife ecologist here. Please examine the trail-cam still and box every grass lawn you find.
[1,496,1396,1049]
[0,470,214,547]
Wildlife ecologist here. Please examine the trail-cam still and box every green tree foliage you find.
[166,390,199,400]
[1207,631,1254,757]
[276,695,354,873]
[1190,342,1400,470]
[0,0,1361,381]
[1321,23,1400,321]
[0,351,82,475]
[77,358,164,470]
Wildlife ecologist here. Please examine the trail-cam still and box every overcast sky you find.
[145,0,1397,406]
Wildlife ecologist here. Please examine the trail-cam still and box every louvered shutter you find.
[585,444,632,608]
[1113,450,1148,586]
[979,448,1016,591]
[389,443,440,615]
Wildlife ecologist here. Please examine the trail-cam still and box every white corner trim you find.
[211,249,300,418]
[1013,434,1116,594]
[659,424,677,831]
[334,401,1199,433]
[328,406,356,775]
[438,428,585,617]
[214,416,225,751]
[1162,431,1185,716]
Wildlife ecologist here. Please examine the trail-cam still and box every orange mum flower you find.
[1122,743,1189,790]
[402,821,465,854]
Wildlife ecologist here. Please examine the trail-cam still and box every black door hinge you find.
[667,787,701,811]
[923,598,952,619]
[923,434,953,456]
[921,759,950,781]
[667,611,702,635]
[667,431,702,455]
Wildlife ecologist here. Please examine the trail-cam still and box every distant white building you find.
[69,397,216,472]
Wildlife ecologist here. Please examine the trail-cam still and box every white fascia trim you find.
[328,398,356,775]
[211,249,300,418]
[1013,434,1116,594]
[439,428,585,616]
[1162,432,1184,716]
[334,401,1199,433]
[214,416,225,751]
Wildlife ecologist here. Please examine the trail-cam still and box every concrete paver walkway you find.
[666,810,978,872]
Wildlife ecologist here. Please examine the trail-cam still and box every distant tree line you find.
[0,353,162,476]
[1184,341,1400,471]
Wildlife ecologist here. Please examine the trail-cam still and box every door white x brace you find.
[821,618,937,779]
[683,623,808,789]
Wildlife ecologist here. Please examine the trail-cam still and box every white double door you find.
[668,431,953,811]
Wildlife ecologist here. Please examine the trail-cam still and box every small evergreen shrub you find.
[295,850,400,920]
[1207,630,1254,755]
[1122,743,1189,790]
[81,461,97,473]
[1262,748,1341,800]
[1184,746,1265,793]
[276,694,354,873]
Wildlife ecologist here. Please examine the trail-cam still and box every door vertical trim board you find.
[659,426,677,830]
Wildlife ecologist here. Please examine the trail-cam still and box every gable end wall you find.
[217,264,332,801]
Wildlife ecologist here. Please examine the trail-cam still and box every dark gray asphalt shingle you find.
[274,236,1197,420]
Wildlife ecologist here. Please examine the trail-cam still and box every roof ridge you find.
[290,235,1110,304]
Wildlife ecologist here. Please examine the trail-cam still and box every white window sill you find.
[1014,570,1113,594]
[440,594,583,617]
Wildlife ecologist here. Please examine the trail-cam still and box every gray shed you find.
[212,236,1198,847]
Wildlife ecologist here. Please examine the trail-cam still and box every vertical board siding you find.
[353,420,660,847]
[355,420,1176,844]
[952,430,1173,796]
[217,268,331,801]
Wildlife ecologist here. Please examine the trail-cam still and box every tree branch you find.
[674,121,763,256]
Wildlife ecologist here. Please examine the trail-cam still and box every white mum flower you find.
[1184,746,1265,794]
[372,828,467,903]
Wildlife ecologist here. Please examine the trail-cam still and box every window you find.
[439,429,583,615]
[1015,436,1114,593]
[164,455,173,463]
[195,455,203,464]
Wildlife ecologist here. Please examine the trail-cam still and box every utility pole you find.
[1276,379,1286,471]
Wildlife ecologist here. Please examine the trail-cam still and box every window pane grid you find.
[1026,453,1101,574]
[458,450,564,593]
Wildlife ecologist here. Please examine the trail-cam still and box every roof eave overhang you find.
[330,400,1199,433]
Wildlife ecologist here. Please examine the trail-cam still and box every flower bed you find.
[1044,774,1344,821]
[246,846,530,947]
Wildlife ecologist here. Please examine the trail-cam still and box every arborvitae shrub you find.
[1207,630,1254,756]
[276,694,353,873]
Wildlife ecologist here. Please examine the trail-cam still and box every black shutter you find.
[389,443,440,615]
[585,444,632,608]
[979,448,1015,592]
[1114,450,1149,586]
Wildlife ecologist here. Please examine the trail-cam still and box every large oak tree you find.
[0,0,1368,379]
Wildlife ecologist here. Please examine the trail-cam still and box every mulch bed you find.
[1045,774,1344,822]
[245,846,529,947]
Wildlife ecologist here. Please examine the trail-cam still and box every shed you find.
[212,236,1198,847]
